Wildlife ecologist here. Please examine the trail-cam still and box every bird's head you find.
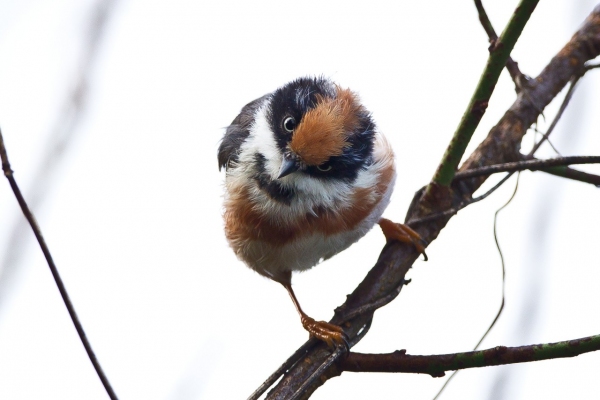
[219,77,378,203]
[266,77,375,183]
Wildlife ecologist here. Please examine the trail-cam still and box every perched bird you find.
[219,77,425,347]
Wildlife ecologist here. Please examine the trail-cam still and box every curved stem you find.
[342,334,600,375]
[0,130,119,400]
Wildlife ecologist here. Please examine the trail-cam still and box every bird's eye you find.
[317,164,332,172]
[283,116,296,133]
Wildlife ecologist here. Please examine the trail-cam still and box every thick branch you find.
[342,334,600,376]
[431,0,539,187]
[264,6,600,400]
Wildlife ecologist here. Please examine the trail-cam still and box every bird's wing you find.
[218,94,269,171]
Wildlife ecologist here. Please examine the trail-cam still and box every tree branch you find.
[541,165,600,187]
[341,334,600,376]
[457,7,600,193]
[0,129,119,400]
[474,0,526,86]
[522,61,598,160]
[431,0,539,187]
[453,156,600,180]
[261,6,600,399]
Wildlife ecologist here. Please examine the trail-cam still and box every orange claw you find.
[301,315,349,349]
[283,282,349,350]
[379,218,428,261]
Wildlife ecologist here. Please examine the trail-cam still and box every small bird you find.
[219,77,425,347]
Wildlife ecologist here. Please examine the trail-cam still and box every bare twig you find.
[542,166,600,187]
[428,62,600,230]
[528,61,600,157]
[454,156,600,180]
[442,55,600,226]
[474,0,526,87]
[529,77,580,155]
[430,0,539,187]
[341,334,600,375]
[406,172,514,226]
[410,154,600,228]
[437,57,600,232]
[0,130,118,399]
[457,8,600,192]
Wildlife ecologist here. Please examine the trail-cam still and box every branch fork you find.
[255,4,600,399]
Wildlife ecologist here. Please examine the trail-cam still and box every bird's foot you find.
[301,315,349,350]
[379,218,429,261]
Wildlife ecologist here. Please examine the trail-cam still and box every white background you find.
[0,1,599,399]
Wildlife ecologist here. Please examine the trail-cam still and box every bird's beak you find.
[277,154,299,179]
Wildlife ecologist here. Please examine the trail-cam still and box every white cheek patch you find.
[351,169,376,193]
[354,131,395,191]
[238,102,282,179]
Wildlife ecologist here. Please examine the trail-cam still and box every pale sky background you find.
[0,1,599,399]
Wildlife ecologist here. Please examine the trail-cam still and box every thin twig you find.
[406,173,514,226]
[454,156,600,180]
[542,166,600,187]
[474,0,525,86]
[341,333,600,375]
[431,72,584,228]
[528,61,600,156]
[447,63,600,221]
[529,76,580,155]
[0,129,118,400]
[442,61,600,230]
[409,154,600,238]
[430,0,539,187]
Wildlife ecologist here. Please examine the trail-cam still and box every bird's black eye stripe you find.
[283,116,296,133]
[317,163,332,172]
